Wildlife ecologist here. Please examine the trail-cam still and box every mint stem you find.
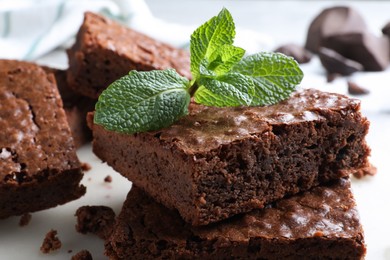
[188,82,199,97]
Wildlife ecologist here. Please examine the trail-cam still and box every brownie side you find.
[105,178,366,260]
[0,60,85,219]
[67,12,191,99]
[90,88,370,226]
[46,68,95,148]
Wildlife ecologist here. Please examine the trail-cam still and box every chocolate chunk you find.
[347,81,369,95]
[274,43,312,64]
[40,229,62,254]
[318,47,363,76]
[382,21,390,37]
[305,6,367,53]
[323,33,390,71]
[75,206,116,240]
[326,73,342,83]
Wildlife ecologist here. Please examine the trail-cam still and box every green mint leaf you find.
[231,52,304,106]
[195,72,254,106]
[94,69,190,134]
[207,45,245,75]
[190,8,235,79]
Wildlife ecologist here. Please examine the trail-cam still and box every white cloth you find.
[0,0,273,61]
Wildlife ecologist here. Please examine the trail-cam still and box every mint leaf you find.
[94,69,190,134]
[207,45,245,75]
[231,52,304,106]
[195,72,254,106]
[190,8,235,79]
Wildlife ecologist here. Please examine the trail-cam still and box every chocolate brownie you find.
[45,68,95,148]
[105,178,366,259]
[89,88,370,226]
[0,60,85,219]
[67,12,191,99]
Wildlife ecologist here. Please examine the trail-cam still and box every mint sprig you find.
[94,8,304,134]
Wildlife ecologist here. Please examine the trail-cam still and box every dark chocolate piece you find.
[305,6,367,53]
[326,73,342,83]
[274,43,312,64]
[382,21,390,37]
[75,205,116,240]
[318,47,363,76]
[105,179,366,259]
[90,88,371,226]
[0,60,86,219]
[347,81,369,96]
[322,33,390,71]
[67,12,191,99]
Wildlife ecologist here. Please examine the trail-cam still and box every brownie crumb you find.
[19,213,32,227]
[104,175,112,183]
[75,206,116,240]
[353,164,377,178]
[81,162,92,172]
[348,81,369,95]
[68,249,73,253]
[71,250,93,260]
[40,229,62,254]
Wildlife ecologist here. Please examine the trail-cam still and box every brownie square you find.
[89,88,370,226]
[67,12,191,99]
[0,60,86,219]
[105,178,366,259]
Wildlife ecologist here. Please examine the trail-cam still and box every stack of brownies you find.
[66,12,371,259]
[0,11,372,259]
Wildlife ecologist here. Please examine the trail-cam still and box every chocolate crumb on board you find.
[71,250,93,260]
[75,206,116,240]
[81,162,92,172]
[348,81,370,95]
[353,164,377,179]
[104,175,112,183]
[274,43,312,64]
[40,229,62,254]
[19,213,32,227]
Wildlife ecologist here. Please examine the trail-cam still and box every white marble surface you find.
[1,1,390,259]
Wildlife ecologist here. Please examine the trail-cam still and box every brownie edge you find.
[105,178,366,260]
